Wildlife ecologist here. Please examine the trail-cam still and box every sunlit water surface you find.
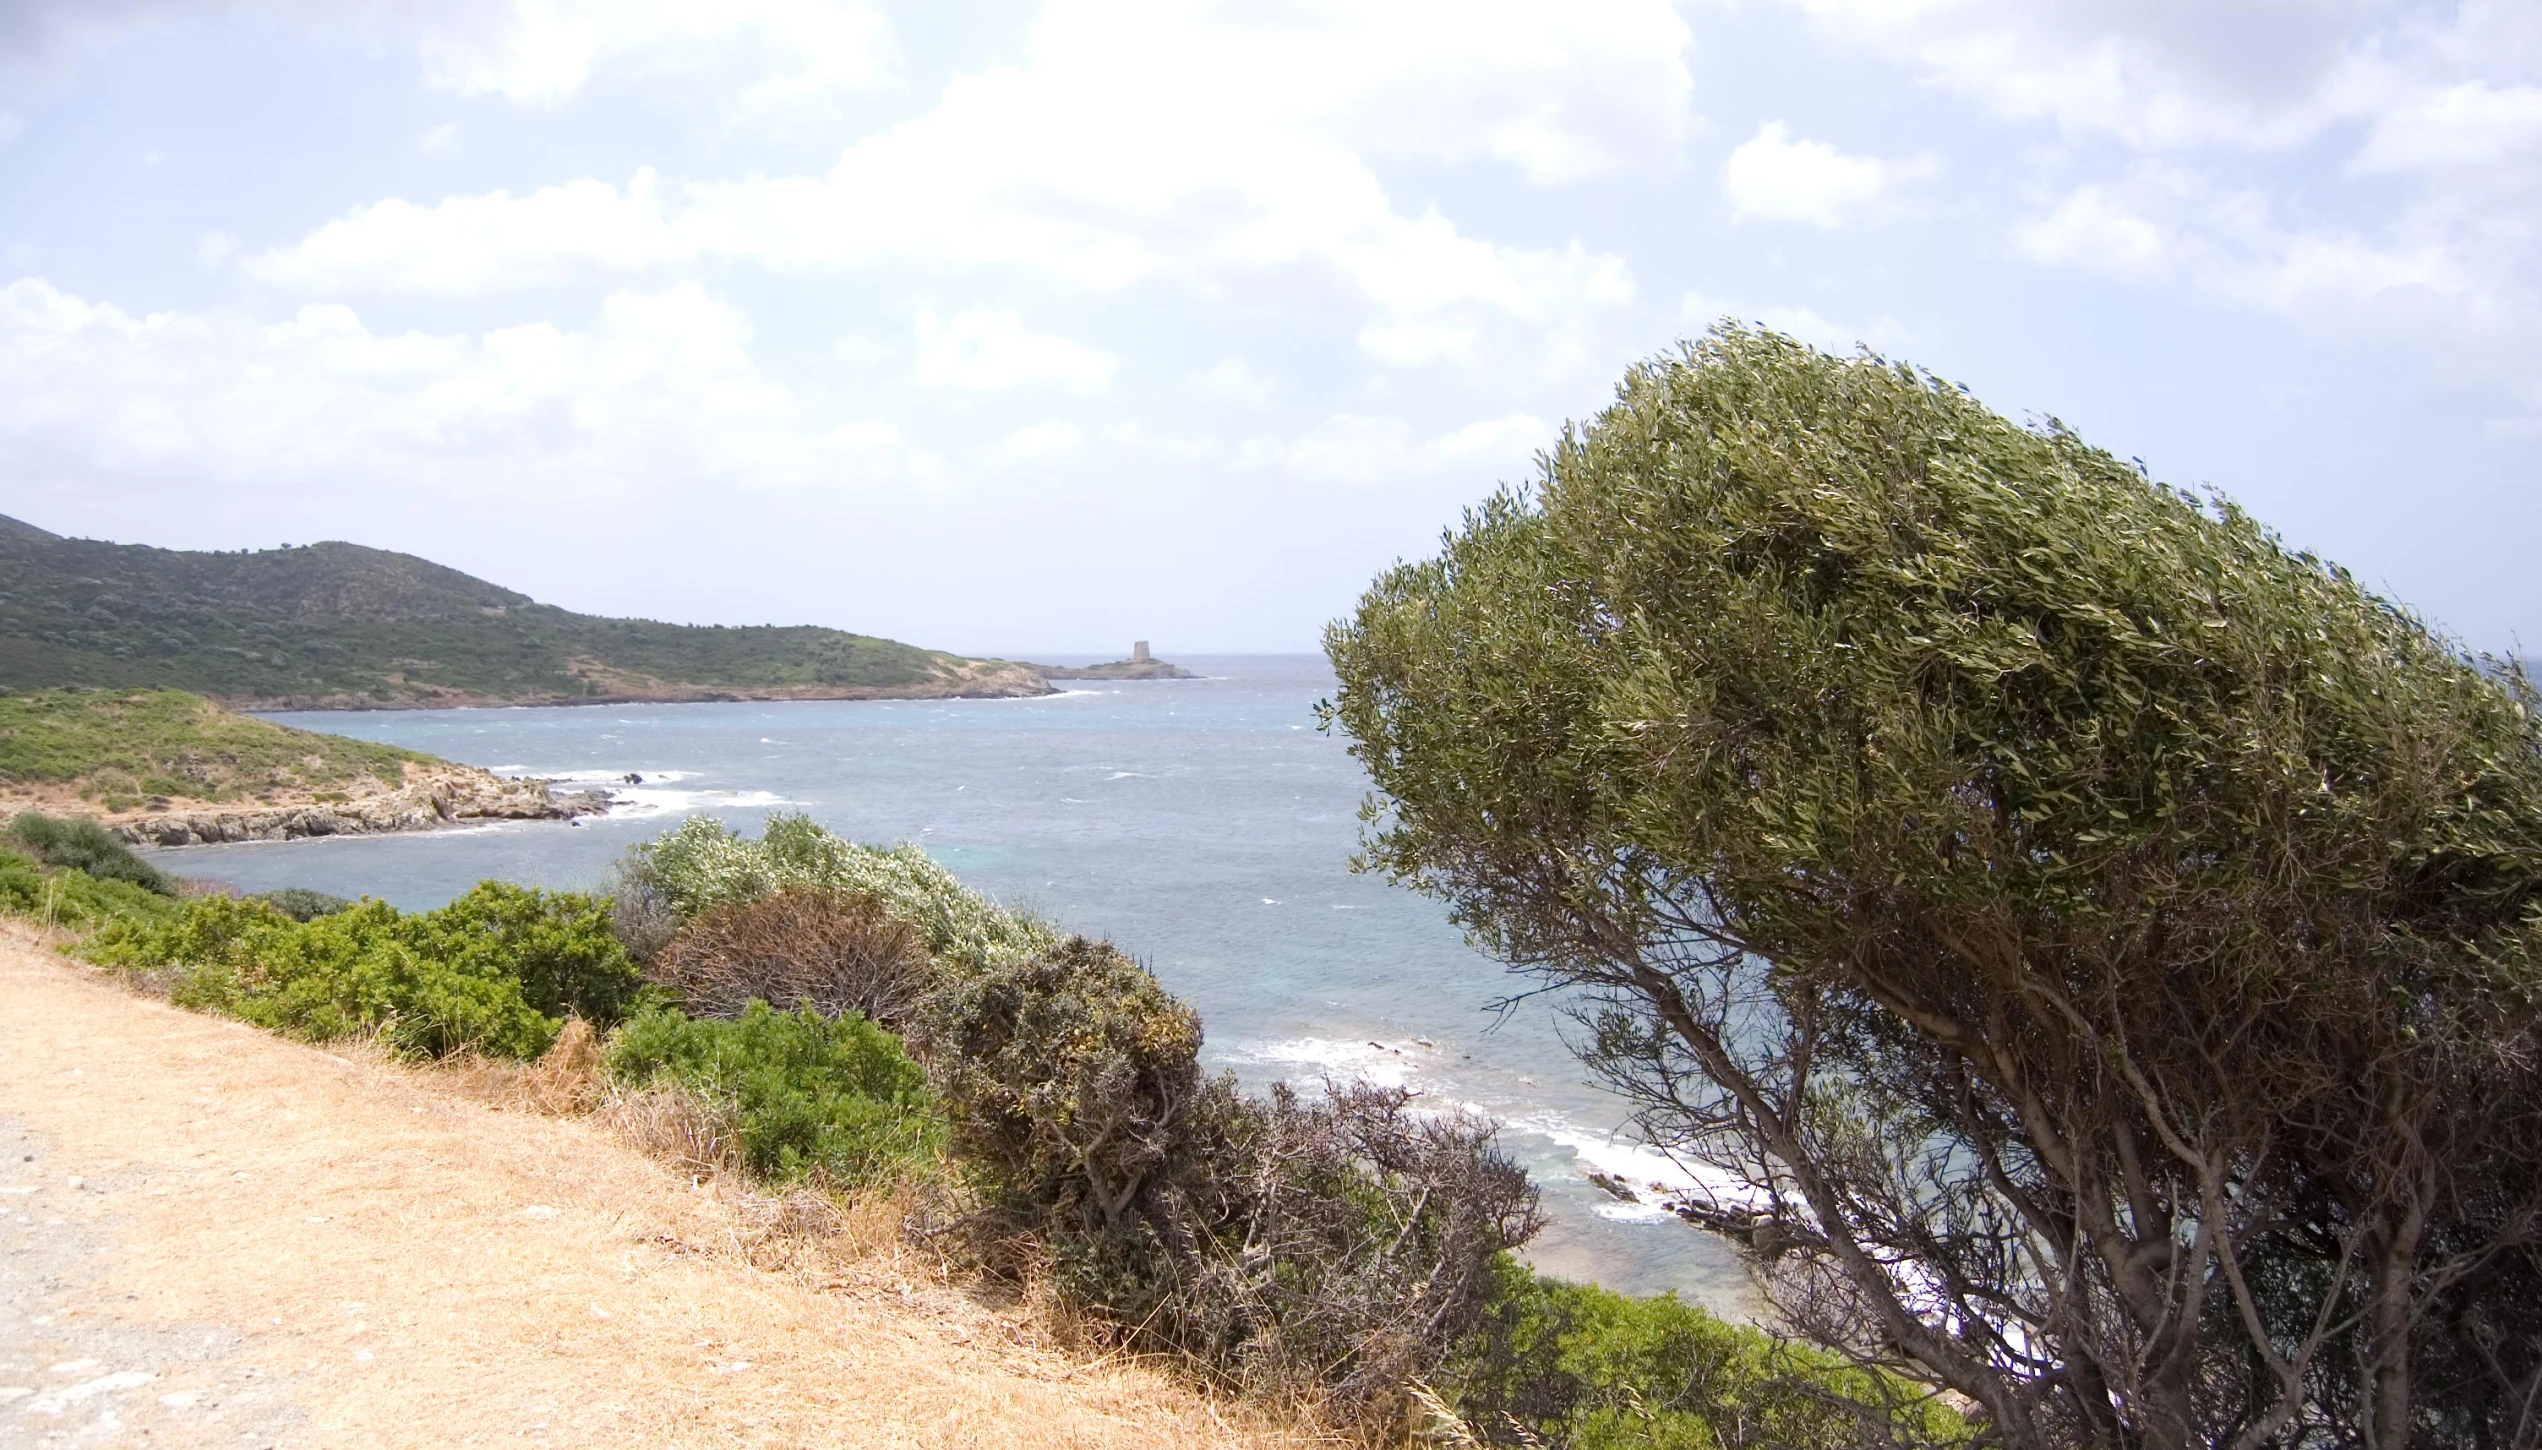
[149,655,1745,1305]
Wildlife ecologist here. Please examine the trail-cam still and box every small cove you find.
[142,654,1746,1306]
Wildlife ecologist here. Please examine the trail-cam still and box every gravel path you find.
[1,1118,299,1447]
[0,926,1288,1449]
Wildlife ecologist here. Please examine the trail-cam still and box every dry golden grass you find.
[0,921,1327,1448]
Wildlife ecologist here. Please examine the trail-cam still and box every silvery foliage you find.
[633,813,1054,969]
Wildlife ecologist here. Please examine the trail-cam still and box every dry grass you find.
[0,920,1330,1448]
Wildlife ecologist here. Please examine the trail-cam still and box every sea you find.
[141,654,1747,1307]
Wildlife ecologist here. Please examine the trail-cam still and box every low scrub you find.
[918,932,1539,1419]
[249,886,353,922]
[0,850,179,930]
[919,933,1204,1234]
[1156,1082,1541,1414]
[6,811,174,895]
[0,688,427,808]
[1440,1260,1969,1449]
[625,812,1054,968]
[80,881,641,1058]
[605,1000,942,1190]
[653,887,931,1029]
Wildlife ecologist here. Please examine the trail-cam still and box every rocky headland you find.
[1028,655,1196,681]
[0,687,613,847]
[103,760,611,846]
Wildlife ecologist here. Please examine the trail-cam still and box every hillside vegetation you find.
[4,811,1964,1445]
[0,515,1046,708]
[0,688,430,814]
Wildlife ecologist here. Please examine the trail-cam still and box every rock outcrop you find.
[103,763,609,846]
[1029,657,1197,681]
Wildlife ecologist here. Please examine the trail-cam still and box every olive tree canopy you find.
[1325,328,2542,1449]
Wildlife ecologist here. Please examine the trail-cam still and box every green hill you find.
[0,688,429,813]
[0,516,1046,708]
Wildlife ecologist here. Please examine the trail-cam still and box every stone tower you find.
[1132,640,1151,662]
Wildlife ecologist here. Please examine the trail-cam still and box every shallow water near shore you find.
[145,654,1746,1307]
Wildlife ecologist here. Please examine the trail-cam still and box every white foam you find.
[606,787,784,819]
[530,768,692,785]
[1503,1112,1770,1220]
[1239,1036,1438,1091]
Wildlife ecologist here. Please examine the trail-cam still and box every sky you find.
[0,1,2536,656]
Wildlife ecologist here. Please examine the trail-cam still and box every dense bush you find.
[628,813,1053,968]
[5,811,173,895]
[0,850,179,930]
[606,999,941,1188]
[404,881,647,1025]
[917,932,1539,1417]
[617,814,1545,1419]
[249,886,353,922]
[919,933,1205,1233]
[1444,1260,1966,1449]
[1152,1082,1541,1414]
[654,887,932,1029]
[79,881,641,1058]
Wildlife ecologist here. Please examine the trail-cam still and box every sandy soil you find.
[0,926,1301,1449]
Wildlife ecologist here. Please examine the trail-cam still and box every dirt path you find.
[0,927,1293,1448]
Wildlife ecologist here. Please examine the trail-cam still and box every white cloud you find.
[1251,411,1547,486]
[912,309,1117,396]
[1679,292,1909,355]
[2012,164,2475,317]
[2352,82,2542,175]
[242,1,1655,365]
[247,172,685,293]
[0,276,940,496]
[1198,355,1274,408]
[1778,0,2386,152]
[419,122,459,154]
[979,419,1087,467]
[1721,121,1939,226]
[0,1,898,122]
[195,231,238,264]
[415,0,898,113]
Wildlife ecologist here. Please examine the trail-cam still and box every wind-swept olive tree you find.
[1324,327,2542,1449]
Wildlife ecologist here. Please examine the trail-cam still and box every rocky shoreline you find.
[228,658,1058,712]
[1027,657,1197,681]
[96,764,611,847]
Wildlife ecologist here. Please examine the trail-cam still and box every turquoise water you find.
[145,655,1744,1305]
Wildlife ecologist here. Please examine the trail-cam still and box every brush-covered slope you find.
[0,687,601,841]
[0,687,430,811]
[0,516,1047,708]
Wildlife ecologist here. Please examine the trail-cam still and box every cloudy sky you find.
[1,1,2535,655]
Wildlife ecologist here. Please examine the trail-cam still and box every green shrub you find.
[5,811,173,895]
[918,934,1203,1230]
[1442,1259,1968,1449]
[78,881,642,1059]
[403,880,645,1024]
[629,813,1053,968]
[84,895,555,1057]
[0,850,180,930]
[915,935,1538,1418]
[605,1000,941,1188]
[249,886,353,922]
